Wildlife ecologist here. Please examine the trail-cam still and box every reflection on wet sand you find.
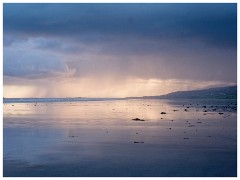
[3,99,237,177]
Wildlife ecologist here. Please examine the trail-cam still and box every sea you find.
[3,98,237,177]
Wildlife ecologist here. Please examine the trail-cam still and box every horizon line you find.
[3,84,237,99]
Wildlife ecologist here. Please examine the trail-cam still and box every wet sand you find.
[3,99,237,177]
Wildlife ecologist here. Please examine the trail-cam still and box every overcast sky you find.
[3,3,237,97]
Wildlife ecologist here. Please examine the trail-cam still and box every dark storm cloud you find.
[3,3,237,48]
[3,46,75,79]
[3,3,237,87]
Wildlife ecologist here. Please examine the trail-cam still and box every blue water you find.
[3,99,237,177]
[3,97,123,103]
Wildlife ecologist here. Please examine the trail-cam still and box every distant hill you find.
[127,86,237,99]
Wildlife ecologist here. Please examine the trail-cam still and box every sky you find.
[3,3,237,98]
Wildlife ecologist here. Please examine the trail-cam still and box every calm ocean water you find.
[3,99,237,177]
[3,97,122,103]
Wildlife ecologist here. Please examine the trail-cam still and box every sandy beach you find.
[3,99,237,177]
